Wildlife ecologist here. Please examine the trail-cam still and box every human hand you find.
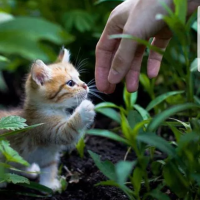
[95,0,199,93]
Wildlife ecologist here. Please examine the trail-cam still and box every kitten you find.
[0,48,95,191]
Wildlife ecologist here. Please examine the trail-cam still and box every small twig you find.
[63,165,72,176]
[124,147,131,161]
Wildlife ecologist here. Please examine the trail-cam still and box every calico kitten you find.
[0,48,95,191]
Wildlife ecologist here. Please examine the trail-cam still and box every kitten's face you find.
[26,48,89,109]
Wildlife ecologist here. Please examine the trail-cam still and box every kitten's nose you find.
[82,83,87,90]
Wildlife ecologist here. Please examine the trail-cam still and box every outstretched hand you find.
[95,0,199,93]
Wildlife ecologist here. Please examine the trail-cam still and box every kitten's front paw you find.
[25,163,40,179]
[77,100,95,126]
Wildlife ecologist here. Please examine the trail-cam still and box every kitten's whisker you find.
[89,91,105,101]
[87,79,95,86]
[75,47,82,67]
[77,62,88,71]
[77,58,89,70]
[79,69,88,74]
[90,89,104,94]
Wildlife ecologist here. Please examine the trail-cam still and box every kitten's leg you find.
[21,163,40,179]
[39,161,60,191]
[54,99,95,145]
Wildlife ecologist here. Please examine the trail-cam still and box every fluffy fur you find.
[0,48,95,191]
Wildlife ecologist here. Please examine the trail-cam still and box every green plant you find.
[87,0,200,199]
[0,116,53,196]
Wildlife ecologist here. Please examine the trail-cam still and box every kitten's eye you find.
[66,80,75,87]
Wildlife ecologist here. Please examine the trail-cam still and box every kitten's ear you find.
[57,47,70,63]
[31,60,51,86]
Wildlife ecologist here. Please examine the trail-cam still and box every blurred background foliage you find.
[0,0,198,112]
[0,0,122,107]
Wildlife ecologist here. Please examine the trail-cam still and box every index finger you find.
[95,19,121,94]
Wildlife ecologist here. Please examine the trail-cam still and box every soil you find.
[0,117,136,200]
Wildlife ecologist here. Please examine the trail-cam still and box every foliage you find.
[87,0,200,199]
[0,116,52,196]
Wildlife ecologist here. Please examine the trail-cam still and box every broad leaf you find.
[0,116,27,130]
[0,123,43,140]
[63,10,94,33]
[88,150,116,181]
[137,133,176,157]
[174,0,187,24]
[163,161,188,198]
[87,129,128,145]
[147,103,200,132]
[146,91,184,111]
[134,104,150,120]
[95,102,120,110]
[0,17,74,61]
[96,108,121,123]
[115,161,135,185]
[20,181,53,194]
[127,110,143,130]
[4,173,29,184]
[96,180,135,200]
[132,167,143,194]
[0,140,29,166]
[147,188,170,200]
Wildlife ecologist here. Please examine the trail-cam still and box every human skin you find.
[95,0,200,93]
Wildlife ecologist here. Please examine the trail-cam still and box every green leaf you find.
[191,174,200,186]
[0,55,9,62]
[190,58,198,72]
[146,91,184,111]
[0,123,43,139]
[147,188,171,200]
[123,86,131,110]
[191,21,197,32]
[20,181,53,194]
[76,137,85,158]
[151,161,163,176]
[0,17,74,61]
[87,129,128,145]
[147,103,200,132]
[96,180,135,200]
[137,133,176,157]
[95,0,124,5]
[139,73,152,96]
[0,116,27,130]
[4,173,29,184]
[163,161,188,198]
[115,161,135,185]
[174,0,187,24]
[95,102,120,110]
[167,123,182,142]
[169,118,190,130]
[109,34,164,55]
[96,108,121,123]
[134,104,150,120]
[0,140,29,166]
[132,167,143,194]
[121,111,132,140]
[63,10,94,33]
[131,92,138,106]
[88,150,116,181]
[177,132,199,152]
[127,110,143,130]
